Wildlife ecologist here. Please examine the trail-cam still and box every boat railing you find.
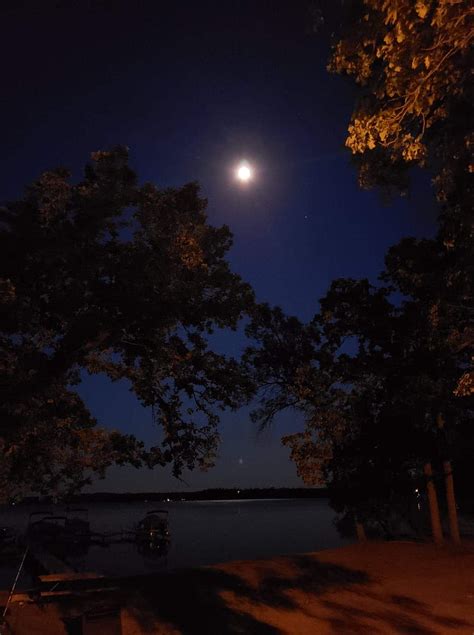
[65,507,89,517]
[28,511,53,521]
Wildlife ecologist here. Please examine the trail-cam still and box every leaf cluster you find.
[328,0,473,242]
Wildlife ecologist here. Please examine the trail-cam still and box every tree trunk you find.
[355,519,367,542]
[443,459,461,545]
[423,462,443,545]
[436,413,461,545]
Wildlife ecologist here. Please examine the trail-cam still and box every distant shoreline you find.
[13,487,329,505]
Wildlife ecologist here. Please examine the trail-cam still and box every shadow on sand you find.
[125,553,471,635]
[127,554,366,634]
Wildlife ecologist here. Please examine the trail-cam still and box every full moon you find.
[236,163,252,182]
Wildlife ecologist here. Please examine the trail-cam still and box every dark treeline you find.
[15,488,329,504]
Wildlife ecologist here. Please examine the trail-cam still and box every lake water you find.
[0,498,349,588]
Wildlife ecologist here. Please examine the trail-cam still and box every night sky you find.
[2,1,437,491]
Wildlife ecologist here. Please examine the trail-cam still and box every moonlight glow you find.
[236,163,252,182]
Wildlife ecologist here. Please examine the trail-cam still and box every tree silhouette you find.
[0,147,254,500]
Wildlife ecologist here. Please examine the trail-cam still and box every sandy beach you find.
[3,540,474,634]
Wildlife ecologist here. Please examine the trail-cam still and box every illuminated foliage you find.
[454,369,474,397]
[329,0,473,239]
[329,0,472,158]
[282,410,346,487]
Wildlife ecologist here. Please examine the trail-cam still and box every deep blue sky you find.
[1,1,436,491]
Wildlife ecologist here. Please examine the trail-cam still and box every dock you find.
[29,547,74,575]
